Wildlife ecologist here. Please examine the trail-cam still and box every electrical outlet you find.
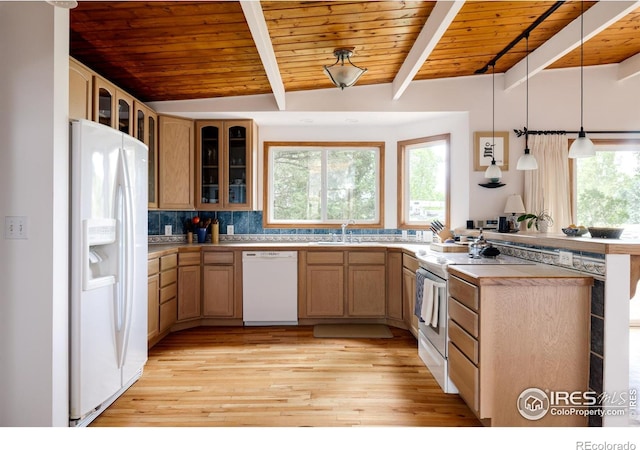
[5,216,28,239]
[559,251,573,266]
[164,225,172,236]
[227,225,234,235]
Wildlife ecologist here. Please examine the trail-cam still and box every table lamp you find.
[504,194,526,232]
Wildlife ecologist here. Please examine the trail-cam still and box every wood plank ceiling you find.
[69,1,640,104]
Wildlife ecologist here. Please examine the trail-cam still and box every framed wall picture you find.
[474,131,509,171]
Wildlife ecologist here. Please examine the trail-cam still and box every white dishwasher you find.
[242,251,298,326]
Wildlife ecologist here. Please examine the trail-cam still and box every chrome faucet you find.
[341,219,356,242]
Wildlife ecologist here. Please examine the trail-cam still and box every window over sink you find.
[264,141,384,228]
[397,134,450,229]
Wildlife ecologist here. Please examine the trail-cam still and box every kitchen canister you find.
[212,223,219,244]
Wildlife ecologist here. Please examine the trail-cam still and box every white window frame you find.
[264,141,385,228]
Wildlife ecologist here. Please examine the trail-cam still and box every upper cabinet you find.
[69,58,92,120]
[134,101,158,209]
[158,115,195,210]
[93,75,134,136]
[69,58,158,206]
[195,119,256,210]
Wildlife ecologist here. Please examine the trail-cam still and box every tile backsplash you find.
[148,210,404,238]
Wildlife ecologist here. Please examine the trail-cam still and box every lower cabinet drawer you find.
[160,283,177,304]
[448,319,479,364]
[159,297,177,333]
[448,297,479,337]
[448,342,479,415]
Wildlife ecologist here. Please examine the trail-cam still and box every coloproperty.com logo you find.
[517,387,637,420]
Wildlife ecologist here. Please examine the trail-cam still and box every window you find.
[397,134,450,229]
[573,139,640,239]
[264,142,384,227]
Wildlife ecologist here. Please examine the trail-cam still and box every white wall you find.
[0,3,69,426]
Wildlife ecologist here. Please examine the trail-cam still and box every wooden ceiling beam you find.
[504,1,640,92]
[391,0,464,101]
[241,0,286,111]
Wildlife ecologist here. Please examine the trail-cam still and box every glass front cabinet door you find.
[196,120,253,210]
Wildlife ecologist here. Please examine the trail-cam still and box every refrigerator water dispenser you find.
[83,218,117,291]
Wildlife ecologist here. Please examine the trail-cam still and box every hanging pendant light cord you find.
[525,33,529,150]
[580,0,584,132]
[492,64,495,158]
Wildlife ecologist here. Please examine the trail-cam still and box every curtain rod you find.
[514,128,640,137]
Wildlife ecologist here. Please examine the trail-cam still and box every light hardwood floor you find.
[91,326,481,427]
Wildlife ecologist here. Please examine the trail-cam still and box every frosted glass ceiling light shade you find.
[517,147,539,170]
[484,160,502,180]
[323,48,367,90]
[569,128,595,157]
[46,1,78,8]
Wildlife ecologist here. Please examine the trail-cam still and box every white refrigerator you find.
[69,119,148,427]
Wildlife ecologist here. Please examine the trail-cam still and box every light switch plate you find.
[5,216,28,239]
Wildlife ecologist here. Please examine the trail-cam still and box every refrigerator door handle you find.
[114,148,135,369]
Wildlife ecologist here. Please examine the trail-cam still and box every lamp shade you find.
[323,64,366,89]
[568,129,595,158]
[504,194,526,214]
[484,160,502,180]
[516,151,538,170]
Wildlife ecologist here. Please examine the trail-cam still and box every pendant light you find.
[484,64,502,181]
[569,1,595,158]
[517,34,538,170]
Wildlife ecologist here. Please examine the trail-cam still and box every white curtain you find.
[523,134,572,233]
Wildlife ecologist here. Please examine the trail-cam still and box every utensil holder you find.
[212,223,219,244]
[196,228,207,243]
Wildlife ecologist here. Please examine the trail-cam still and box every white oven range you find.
[414,250,534,394]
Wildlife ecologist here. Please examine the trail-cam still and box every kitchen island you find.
[447,263,592,426]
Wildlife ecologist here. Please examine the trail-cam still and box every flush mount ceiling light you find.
[46,1,78,8]
[323,48,367,90]
[517,34,538,171]
[569,1,595,158]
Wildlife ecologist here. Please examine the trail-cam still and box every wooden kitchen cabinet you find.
[177,250,201,321]
[158,115,195,209]
[447,267,592,427]
[402,252,420,337]
[69,57,93,120]
[93,75,116,128]
[299,251,345,318]
[299,249,387,320]
[147,257,160,342]
[195,120,256,210]
[347,251,386,317]
[134,101,158,209]
[159,253,178,334]
[386,249,403,323]
[202,250,242,318]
